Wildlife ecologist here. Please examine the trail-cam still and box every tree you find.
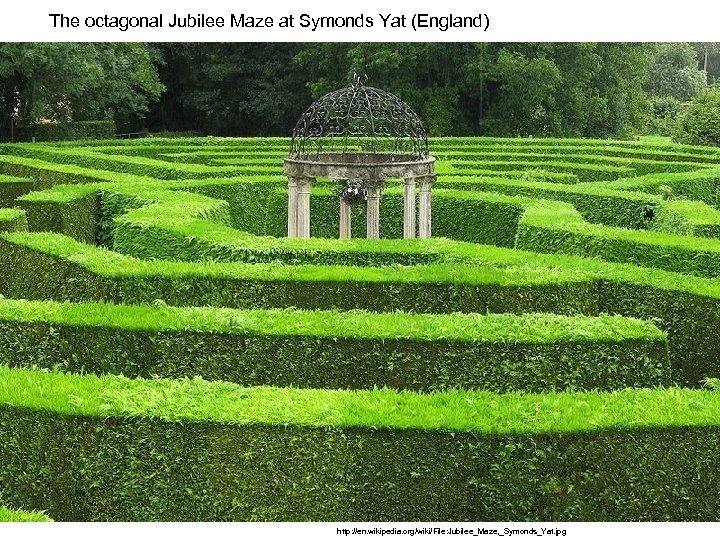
[0,43,163,137]
[310,43,655,138]
[147,43,310,136]
[646,43,707,101]
[690,43,720,83]
[481,47,562,136]
[294,43,478,136]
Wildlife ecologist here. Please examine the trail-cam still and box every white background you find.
[3,0,720,41]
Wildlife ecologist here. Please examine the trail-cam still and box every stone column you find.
[287,177,298,237]
[296,177,313,238]
[403,177,416,239]
[418,176,434,239]
[339,197,351,239]
[366,184,381,240]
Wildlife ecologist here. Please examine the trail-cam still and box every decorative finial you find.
[352,73,368,87]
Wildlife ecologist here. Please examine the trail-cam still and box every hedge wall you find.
[15,120,115,142]
[12,230,720,385]
[0,234,599,316]
[0,210,27,233]
[18,187,99,244]
[263,187,526,246]
[3,145,241,180]
[2,368,720,521]
[0,175,34,207]
[515,202,720,279]
[0,301,667,392]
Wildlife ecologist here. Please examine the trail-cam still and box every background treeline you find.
[1,42,719,141]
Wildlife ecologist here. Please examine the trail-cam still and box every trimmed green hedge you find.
[0,210,27,233]
[516,200,720,279]
[15,120,115,142]
[2,366,720,521]
[4,145,242,180]
[0,505,53,522]
[0,233,599,316]
[0,300,667,392]
[0,175,34,207]
[18,186,99,243]
[11,230,720,386]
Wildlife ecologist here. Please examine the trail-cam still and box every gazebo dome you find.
[290,74,429,159]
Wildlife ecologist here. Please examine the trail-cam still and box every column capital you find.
[293,175,315,186]
[417,174,436,187]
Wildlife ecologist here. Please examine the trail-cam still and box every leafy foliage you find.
[4,135,720,519]
[675,87,720,146]
[0,43,163,136]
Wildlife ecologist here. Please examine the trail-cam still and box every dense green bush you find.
[646,96,685,136]
[675,88,720,146]
[16,120,116,142]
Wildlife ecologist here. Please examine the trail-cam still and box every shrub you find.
[675,88,720,146]
[646,96,685,136]
[16,120,116,142]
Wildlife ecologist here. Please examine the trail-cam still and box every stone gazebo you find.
[283,75,436,240]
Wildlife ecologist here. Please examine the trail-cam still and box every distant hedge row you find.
[9,144,720,280]
[14,120,115,142]
[3,144,242,180]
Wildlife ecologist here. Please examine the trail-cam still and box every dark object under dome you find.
[290,74,429,159]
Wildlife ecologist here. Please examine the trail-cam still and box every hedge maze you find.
[3,137,720,520]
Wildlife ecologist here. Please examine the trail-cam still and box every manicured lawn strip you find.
[0,506,52,522]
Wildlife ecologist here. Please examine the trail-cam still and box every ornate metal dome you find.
[290,74,429,159]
